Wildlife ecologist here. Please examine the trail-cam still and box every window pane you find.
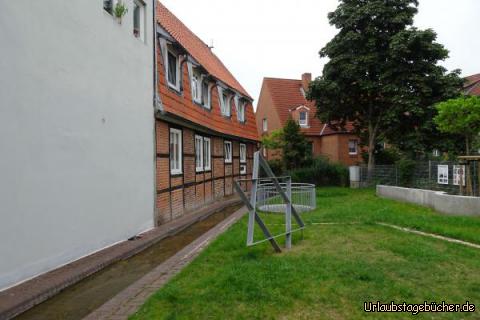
[300,112,306,120]
[103,0,113,14]
[168,52,177,85]
[202,81,209,106]
[133,3,140,37]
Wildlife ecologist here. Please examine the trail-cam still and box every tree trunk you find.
[465,135,470,156]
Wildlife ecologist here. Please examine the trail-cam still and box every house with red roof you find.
[255,73,362,166]
[464,73,480,96]
[154,2,259,224]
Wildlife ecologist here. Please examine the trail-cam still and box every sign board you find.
[437,165,448,185]
[453,165,466,186]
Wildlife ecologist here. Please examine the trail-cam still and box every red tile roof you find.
[156,2,251,99]
[464,73,480,96]
[263,77,353,136]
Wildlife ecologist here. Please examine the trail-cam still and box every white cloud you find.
[159,0,480,105]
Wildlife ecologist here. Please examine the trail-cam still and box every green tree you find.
[261,128,283,150]
[434,96,480,155]
[282,118,310,170]
[308,0,462,173]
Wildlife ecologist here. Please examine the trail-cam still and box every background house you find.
[464,73,480,96]
[255,74,362,166]
[0,1,155,291]
[154,3,259,224]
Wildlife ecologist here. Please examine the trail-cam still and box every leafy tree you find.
[308,0,463,173]
[434,96,480,155]
[261,128,283,150]
[282,118,310,170]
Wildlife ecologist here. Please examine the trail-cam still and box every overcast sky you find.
[160,0,480,106]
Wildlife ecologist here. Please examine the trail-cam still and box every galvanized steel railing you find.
[256,180,316,213]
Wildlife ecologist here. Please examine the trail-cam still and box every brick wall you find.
[155,119,256,225]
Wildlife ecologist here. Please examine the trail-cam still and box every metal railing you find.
[256,179,316,213]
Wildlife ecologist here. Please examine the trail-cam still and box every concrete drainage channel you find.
[4,203,244,320]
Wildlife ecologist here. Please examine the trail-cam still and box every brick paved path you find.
[83,206,247,320]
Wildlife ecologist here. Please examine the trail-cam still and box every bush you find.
[287,157,348,187]
[267,159,284,176]
[395,158,416,187]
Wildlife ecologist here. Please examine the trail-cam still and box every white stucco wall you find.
[0,1,155,290]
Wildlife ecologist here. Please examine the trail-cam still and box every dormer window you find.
[299,111,308,127]
[218,87,231,117]
[191,69,201,103]
[235,96,246,123]
[201,80,211,109]
[167,48,180,91]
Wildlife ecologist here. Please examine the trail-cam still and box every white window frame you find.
[240,164,247,175]
[237,99,246,122]
[224,141,232,163]
[262,118,268,132]
[167,48,181,91]
[202,80,211,109]
[170,128,182,175]
[133,0,146,42]
[195,135,204,172]
[218,87,231,117]
[240,143,247,163]
[204,137,211,171]
[437,165,449,185]
[299,111,308,127]
[348,140,358,155]
[191,69,202,104]
[432,149,440,157]
[453,165,466,186]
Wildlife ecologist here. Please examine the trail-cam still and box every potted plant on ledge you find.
[113,1,128,24]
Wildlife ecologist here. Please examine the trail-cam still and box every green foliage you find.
[308,0,463,166]
[434,95,480,155]
[266,159,284,176]
[287,157,349,187]
[395,158,416,187]
[281,118,311,170]
[113,1,128,18]
[261,129,283,150]
[362,146,402,165]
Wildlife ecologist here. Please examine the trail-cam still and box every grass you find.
[131,188,480,319]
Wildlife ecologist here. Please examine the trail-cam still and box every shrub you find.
[287,157,348,187]
[395,158,416,187]
[267,159,284,176]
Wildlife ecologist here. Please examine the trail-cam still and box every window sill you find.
[171,172,183,177]
[224,160,232,164]
[167,83,182,94]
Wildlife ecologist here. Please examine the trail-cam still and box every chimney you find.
[301,73,312,92]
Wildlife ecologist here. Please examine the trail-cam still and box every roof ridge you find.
[264,77,302,82]
[156,1,251,99]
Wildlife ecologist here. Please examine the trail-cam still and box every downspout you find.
[152,0,160,226]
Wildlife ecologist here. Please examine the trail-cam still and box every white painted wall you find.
[0,1,155,290]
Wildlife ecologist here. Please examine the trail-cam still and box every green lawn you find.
[131,188,480,319]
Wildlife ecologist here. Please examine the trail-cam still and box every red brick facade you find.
[256,74,363,166]
[154,3,258,225]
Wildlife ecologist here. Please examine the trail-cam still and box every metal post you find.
[285,177,292,249]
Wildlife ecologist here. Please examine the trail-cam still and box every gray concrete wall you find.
[0,1,155,290]
[377,185,480,216]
